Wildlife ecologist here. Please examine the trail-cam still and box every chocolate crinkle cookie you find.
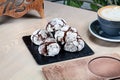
[55,25,78,44]
[54,25,85,52]
[38,38,60,56]
[30,18,85,56]
[31,29,53,45]
[64,38,85,52]
[46,18,67,32]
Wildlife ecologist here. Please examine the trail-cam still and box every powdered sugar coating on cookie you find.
[77,39,85,51]
[47,43,60,56]
[54,25,78,45]
[31,29,53,45]
[38,38,60,56]
[44,37,56,43]
[60,25,70,31]
[46,18,67,32]
[65,31,78,42]
[54,30,65,44]
[54,25,85,52]
[64,39,84,52]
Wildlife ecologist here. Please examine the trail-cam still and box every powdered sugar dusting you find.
[31,29,53,45]
[38,44,47,56]
[38,38,60,56]
[47,43,60,56]
[64,41,78,52]
[65,31,78,42]
[64,39,84,52]
[31,18,85,56]
[46,18,67,32]
[55,30,65,43]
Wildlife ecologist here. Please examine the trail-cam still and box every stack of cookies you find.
[31,18,85,56]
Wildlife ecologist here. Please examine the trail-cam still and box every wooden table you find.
[0,1,120,80]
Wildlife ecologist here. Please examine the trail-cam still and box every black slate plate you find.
[89,20,120,42]
[22,36,94,65]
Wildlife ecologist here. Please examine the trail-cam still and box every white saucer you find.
[89,20,120,42]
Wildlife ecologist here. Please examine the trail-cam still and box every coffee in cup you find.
[97,5,120,36]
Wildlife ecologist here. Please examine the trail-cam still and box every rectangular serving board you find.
[22,36,94,65]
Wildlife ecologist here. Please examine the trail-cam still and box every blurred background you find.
[46,0,120,11]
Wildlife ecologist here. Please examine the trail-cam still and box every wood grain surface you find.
[42,53,120,80]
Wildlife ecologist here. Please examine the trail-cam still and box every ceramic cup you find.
[97,5,120,36]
